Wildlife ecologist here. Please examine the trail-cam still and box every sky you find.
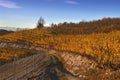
[0,0,120,28]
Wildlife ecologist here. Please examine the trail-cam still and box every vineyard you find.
[0,18,120,80]
[0,28,120,69]
[0,48,37,65]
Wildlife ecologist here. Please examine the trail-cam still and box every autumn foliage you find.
[0,18,120,69]
[0,48,36,65]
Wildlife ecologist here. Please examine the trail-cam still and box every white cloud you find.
[65,0,79,5]
[0,0,21,8]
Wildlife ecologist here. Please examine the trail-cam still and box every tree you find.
[51,23,57,27]
[36,17,45,28]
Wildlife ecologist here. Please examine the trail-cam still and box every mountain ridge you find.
[0,29,14,35]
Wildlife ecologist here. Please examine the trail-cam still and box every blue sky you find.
[0,0,120,28]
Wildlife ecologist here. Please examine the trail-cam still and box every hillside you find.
[0,29,14,35]
[0,42,120,80]
[0,18,120,80]
[50,18,120,34]
[0,42,80,80]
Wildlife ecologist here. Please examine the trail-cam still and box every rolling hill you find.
[0,18,120,80]
[0,29,14,35]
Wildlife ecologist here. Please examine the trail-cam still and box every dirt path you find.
[65,74,81,80]
[0,52,51,80]
[0,42,81,80]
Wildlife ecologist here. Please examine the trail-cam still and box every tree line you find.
[51,18,120,34]
[36,17,120,35]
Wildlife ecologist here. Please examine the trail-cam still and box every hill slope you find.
[0,43,80,80]
[0,18,120,80]
[0,29,13,35]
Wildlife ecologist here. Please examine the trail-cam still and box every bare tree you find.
[36,17,45,28]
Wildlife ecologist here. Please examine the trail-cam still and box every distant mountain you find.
[0,27,28,31]
[0,27,17,31]
[0,29,14,35]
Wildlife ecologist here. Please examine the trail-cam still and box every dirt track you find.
[0,42,81,80]
[0,52,51,80]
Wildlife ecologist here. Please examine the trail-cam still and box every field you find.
[0,18,120,80]
[0,48,37,65]
[0,28,120,69]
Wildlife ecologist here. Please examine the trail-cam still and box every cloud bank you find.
[0,0,21,8]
